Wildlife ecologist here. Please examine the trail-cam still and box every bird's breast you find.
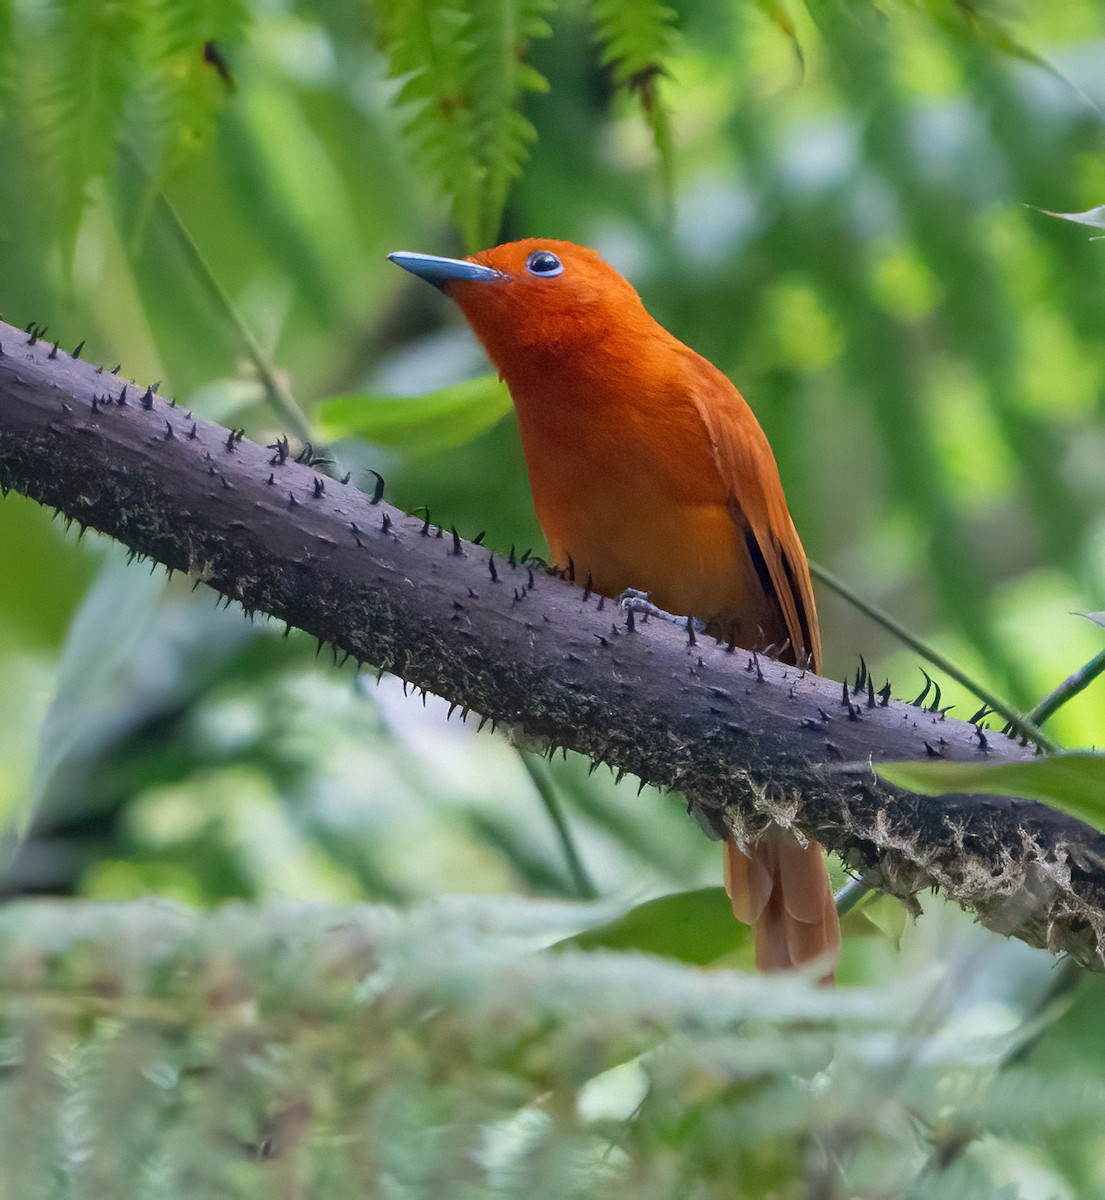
[510,375,769,633]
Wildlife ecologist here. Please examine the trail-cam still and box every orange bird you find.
[390,239,840,975]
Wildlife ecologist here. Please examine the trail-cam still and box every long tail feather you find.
[724,830,840,980]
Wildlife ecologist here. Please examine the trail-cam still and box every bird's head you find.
[388,239,654,381]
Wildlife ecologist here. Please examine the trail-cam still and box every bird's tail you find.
[723,828,840,981]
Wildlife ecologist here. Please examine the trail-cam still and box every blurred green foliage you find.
[2,0,1105,1193]
[1,899,1104,1200]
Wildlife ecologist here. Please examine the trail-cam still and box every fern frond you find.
[376,0,479,244]
[17,0,245,265]
[119,0,247,234]
[375,0,552,249]
[589,0,679,193]
[131,0,248,189]
[466,0,551,245]
[35,0,147,257]
[591,0,677,86]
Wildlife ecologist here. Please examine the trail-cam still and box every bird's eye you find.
[525,250,563,277]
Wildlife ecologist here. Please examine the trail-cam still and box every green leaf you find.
[316,375,514,458]
[0,495,96,649]
[841,893,907,946]
[911,0,1082,85]
[553,887,749,965]
[876,752,1105,832]
[1,545,166,860]
[0,0,11,102]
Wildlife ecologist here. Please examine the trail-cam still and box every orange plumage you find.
[390,238,840,976]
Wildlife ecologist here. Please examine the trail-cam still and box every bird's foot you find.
[618,588,665,621]
[618,589,706,632]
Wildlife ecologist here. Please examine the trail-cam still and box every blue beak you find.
[388,251,505,288]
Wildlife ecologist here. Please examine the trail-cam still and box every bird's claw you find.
[618,588,665,620]
[618,589,706,632]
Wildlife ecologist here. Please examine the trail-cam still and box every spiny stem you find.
[518,751,597,900]
[1027,647,1105,729]
[810,562,1057,753]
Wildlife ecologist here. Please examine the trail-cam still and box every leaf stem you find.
[1027,647,1105,728]
[834,876,870,915]
[121,143,313,443]
[810,562,1057,753]
[519,752,597,900]
[155,190,313,442]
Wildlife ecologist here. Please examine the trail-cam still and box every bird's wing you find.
[688,364,821,671]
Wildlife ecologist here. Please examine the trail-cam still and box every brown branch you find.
[2,318,1104,967]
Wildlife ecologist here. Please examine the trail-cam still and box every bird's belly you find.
[517,391,785,644]
[538,488,762,635]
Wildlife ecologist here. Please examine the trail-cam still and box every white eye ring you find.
[525,250,564,277]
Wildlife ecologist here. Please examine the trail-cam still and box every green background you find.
[2,0,1105,1195]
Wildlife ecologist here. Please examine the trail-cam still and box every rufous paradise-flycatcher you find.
[390,239,839,976]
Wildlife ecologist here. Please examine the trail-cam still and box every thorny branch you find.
[2,319,1105,967]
